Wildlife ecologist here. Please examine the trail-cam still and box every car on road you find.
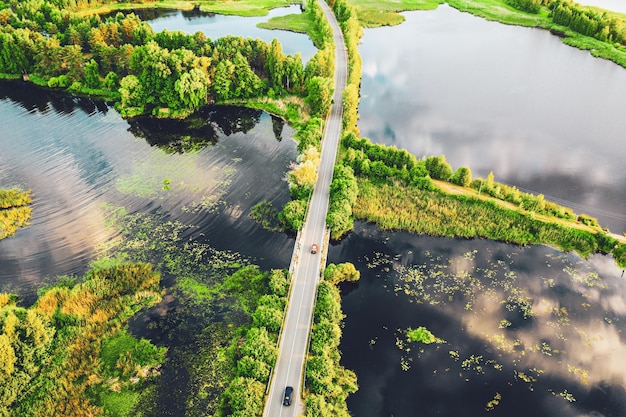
[283,386,293,406]
[310,243,318,254]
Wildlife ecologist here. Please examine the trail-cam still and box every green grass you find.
[258,7,326,46]
[73,1,196,17]
[446,0,547,26]
[76,0,299,17]
[99,390,140,417]
[350,0,442,27]
[354,178,625,265]
[197,0,298,17]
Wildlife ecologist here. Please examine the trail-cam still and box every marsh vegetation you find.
[0,189,32,240]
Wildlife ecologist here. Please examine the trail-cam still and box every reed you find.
[354,179,624,265]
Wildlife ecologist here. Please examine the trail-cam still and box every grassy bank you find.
[350,0,442,26]
[0,188,33,240]
[353,177,626,267]
[74,0,298,17]
[349,0,626,68]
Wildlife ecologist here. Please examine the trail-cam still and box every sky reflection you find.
[358,5,626,233]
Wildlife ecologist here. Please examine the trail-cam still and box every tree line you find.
[328,0,362,136]
[336,135,626,268]
[305,264,359,417]
[503,0,626,46]
[219,267,290,417]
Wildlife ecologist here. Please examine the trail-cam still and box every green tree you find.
[306,76,334,116]
[175,67,209,110]
[342,83,359,133]
[266,38,284,93]
[424,155,453,181]
[102,71,119,91]
[83,58,100,88]
[231,52,264,99]
[118,74,144,111]
[0,334,16,376]
[450,166,472,187]
[236,356,271,382]
[222,376,265,417]
[283,53,304,93]
[251,305,283,332]
[280,199,307,232]
[323,263,360,285]
[310,321,341,355]
[268,269,289,297]
[213,59,234,101]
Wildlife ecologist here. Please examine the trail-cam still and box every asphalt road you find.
[262,1,348,415]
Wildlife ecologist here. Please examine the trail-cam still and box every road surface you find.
[262,0,348,416]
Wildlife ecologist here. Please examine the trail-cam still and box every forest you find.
[0,261,164,417]
[0,0,335,118]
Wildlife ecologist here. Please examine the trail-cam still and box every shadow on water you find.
[127,106,285,154]
[0,79,109,116]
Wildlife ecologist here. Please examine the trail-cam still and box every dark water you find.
[358,4,626,234]
[132,4,317,62]
[330,222,626,417]
[0,80,297,302]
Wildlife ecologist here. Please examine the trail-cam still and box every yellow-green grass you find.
[0,189,33,240]
[198,0,298,16]
[222,95,310,125]
[349,0,442,27]
[257,8,324,46]
[75,0,299,18]
[73,1,196,17]
[446,0,548,26]
[354,178,625,261]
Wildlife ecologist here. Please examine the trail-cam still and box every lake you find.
[577,0,626,13]
[357,4,626,234]
[0,80,297,303]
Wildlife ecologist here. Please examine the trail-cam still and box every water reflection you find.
[0,79,110,116]
[358,5,626,233]
[0,80,296,300]
[127,106,277,153]
[332,222,626,417]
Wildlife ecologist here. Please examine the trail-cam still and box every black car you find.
[283,386,294,406]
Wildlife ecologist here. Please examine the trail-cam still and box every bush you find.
[280,199,307,232]
[423,155,453,180]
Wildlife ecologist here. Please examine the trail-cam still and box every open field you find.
[75,0,299,17]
